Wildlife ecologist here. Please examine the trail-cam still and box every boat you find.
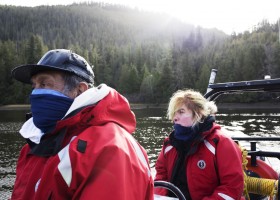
[154,69,280,200]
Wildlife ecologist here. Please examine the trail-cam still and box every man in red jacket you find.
[11,49,154,200]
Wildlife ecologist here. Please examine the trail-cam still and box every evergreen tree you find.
[26,34,45,64]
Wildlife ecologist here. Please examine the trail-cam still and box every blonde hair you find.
[167,89,217,124]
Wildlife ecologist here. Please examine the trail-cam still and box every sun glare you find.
[0,0,279,34]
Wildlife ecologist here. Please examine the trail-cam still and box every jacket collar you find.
[19,84,110,144]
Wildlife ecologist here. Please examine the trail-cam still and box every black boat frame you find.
[204,69,280,167]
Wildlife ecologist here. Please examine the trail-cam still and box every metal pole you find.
[206,69,218,94]
[278,19,280,43]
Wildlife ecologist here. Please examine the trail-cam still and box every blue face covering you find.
[173,124,195,141]
[30,89,74,133]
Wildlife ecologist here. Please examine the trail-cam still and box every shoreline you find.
[217,102,280,110]
[0,102,279,111]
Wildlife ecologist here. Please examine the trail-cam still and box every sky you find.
[1,0,280,34]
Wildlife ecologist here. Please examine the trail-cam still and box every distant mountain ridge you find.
[0,2,227,47]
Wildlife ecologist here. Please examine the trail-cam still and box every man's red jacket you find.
[11,85,154,200]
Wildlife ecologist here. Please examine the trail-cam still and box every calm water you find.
[0,108,280,199]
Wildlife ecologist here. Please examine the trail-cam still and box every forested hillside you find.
[0,2,279,104]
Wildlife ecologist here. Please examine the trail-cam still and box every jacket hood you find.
[201,122,221,138]
[88,87,136,133]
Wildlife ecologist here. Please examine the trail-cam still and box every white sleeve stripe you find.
[164,146,173,155]
[58,136,76,187]
[125,132,151,177]
[204,140,215,155]
[218,192,235,200]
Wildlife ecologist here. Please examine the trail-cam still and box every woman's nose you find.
[173,115,178,123]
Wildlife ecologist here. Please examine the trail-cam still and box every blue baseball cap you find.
[12,49,94,84]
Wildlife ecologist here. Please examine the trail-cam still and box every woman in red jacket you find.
[155,89,244,200]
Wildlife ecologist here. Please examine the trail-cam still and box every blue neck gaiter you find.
[30,89,74,133]
[173,124,195,141]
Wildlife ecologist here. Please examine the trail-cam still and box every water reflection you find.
[0,108,279,199]
[216,111,280,136]
[133,109,172,168]
[0,122,25,198]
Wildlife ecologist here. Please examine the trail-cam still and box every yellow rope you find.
[240,145,250,200]
[238,143,278,200]
[245,176,278,197]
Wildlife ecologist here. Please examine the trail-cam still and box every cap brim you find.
[11,64,67,84]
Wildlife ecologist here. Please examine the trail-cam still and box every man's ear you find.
[77,82,89,95]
